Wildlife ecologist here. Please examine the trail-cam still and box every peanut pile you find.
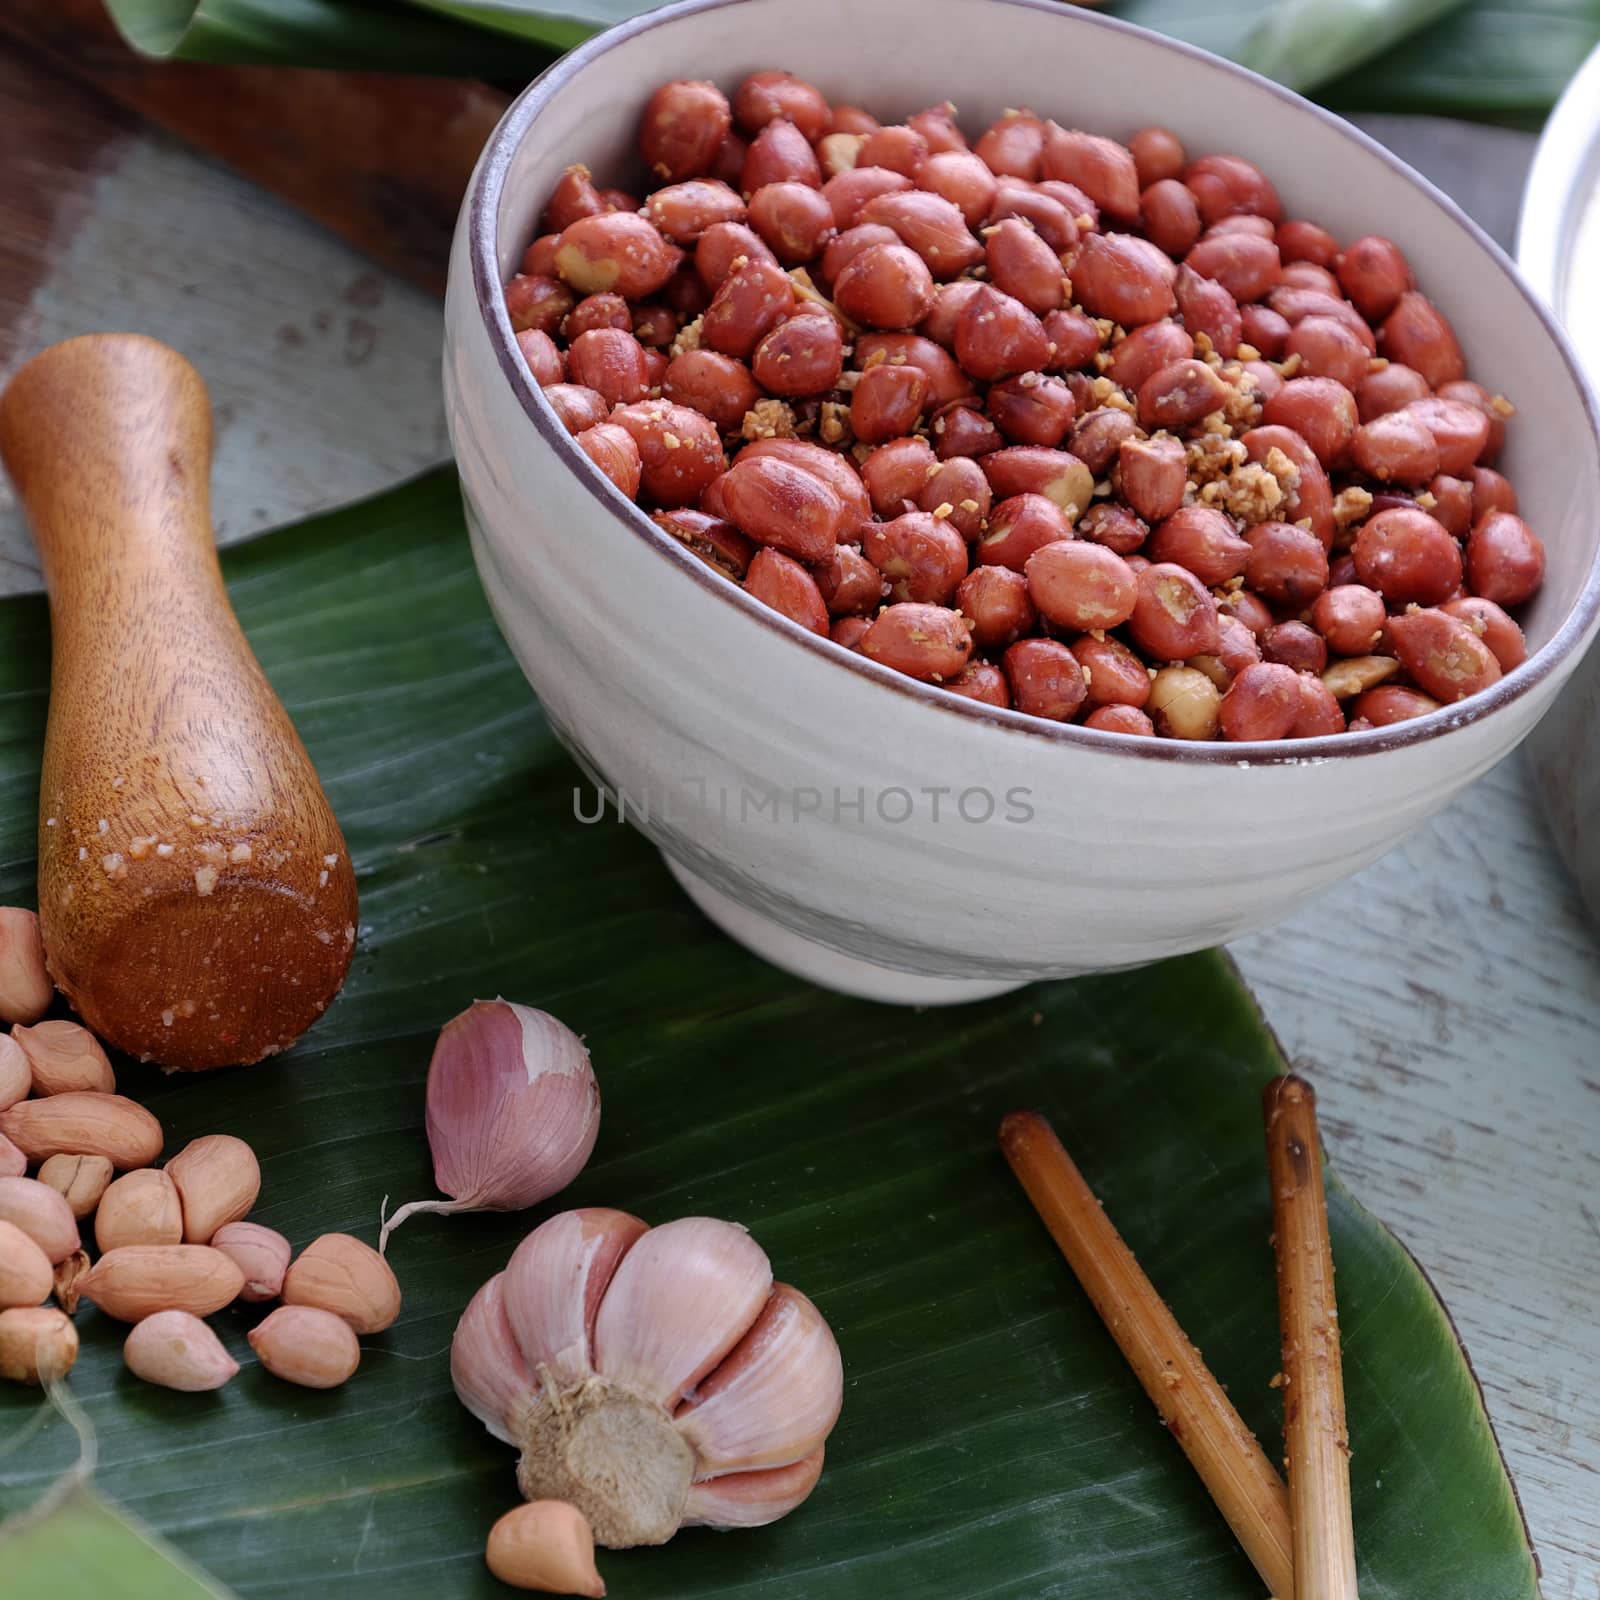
[504,73,1544,741]
[0,905,397,1391]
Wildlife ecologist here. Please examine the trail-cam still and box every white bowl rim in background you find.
[467,0,1600,767]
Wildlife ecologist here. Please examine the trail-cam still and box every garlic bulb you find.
[381,1001,599,1253]
[451,1209,843,1550]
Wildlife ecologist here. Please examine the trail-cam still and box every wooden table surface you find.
[1,44,1597,1597]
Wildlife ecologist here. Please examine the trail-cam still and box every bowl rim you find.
[467,0,1600,766]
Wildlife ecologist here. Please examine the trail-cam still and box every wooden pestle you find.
[0,335,358,1070]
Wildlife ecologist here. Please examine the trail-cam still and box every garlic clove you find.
[12,1020,115,1096]
[452,1272,541,1445]
[0,906,52,1027]
[485,1501,606,1597]
[0,1035,31,1111]
[674,1284,843,1475]
[502,1208,647,1391]
[681,1447,826,1529]
[381,1001,601,1251]
[591,1217,772,1410]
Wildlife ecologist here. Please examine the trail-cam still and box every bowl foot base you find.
[663,855,1026,1007]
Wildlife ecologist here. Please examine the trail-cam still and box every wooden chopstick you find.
[1263,1075,1359,1600]
[999,1109,1294,1598]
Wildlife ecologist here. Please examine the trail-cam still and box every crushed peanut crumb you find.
[1332,485,1374,532]
[669,315,703,357]
[741,398,797,440]
[194,866,218,897]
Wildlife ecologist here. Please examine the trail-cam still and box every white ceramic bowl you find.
[444,0,1600,1004]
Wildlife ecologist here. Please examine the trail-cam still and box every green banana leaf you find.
[0,471,1538,1598]
[96,0,1594,122]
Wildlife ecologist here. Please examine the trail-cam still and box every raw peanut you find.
[1442,596,1526,671]
[861,435,936,515]
[1146,666,1221,740]
[856,333,974,409]
[862,512,968,605]
[983,447,1093,520]
[860,603,972,680]
[644,179,746,244]
[1068,410,1139,478]
[823,166,912,229]
[850,363,928,443]
[1183,229,1281,304]
[520,234,561,277]
[555,213,683,299]
[977,493,1073,572]
[821,223,898,285]
[640,79,731,182]
[632,303,677,348]
[720,456,847,562]
[984,218,1067,315]
[975,111,1046,180]
[860,190,983,279]
[1219,587,1274,638]
[1039,124,1139,224]
[1290,674,1347,737]
[986,374,1076,448]
[541,165,607,234]
[1141,180,1201,257]
[515,328,564,386]
[1280,260,1341,293]
[211,1221,293,1304]
[124,1310,239,1392]
[504,274,575,338]
[1085,704,1156,735]
[166,1134,261,1244]
[542,384,608,436]
[1261,377,1358,468]
[956,566,1036,649]
[744,119,823,190]
[748,182,836,264]
[1440,379,1509,464]
[933,403,1004,460]
[1388,607,1504,703]
[835,243,936,331]
[917,456,991,540]
[52,1248,90,1314]
[1117,435,1187,523]
[830,105,882,136]
[1380,291,1465,389]
[0,1304,77,1384]
[563,293,632,340]
[1130,126,1185,187]
[1128,564,1221,660]
[1357,363,1431,423]
[1146,507,1250,586]
[1313,585,1387,656]
[611,401,725,507]
[1469,465,1518,520]
[814,545,883,617]
[1219,662,1301,741]
[249,1304,361,1389]
[1276,220,1338,266]
[283,1232,401,1335]
[1427,473,1475,539]
[739,439,872,532]
[1322,655,1403,699]
[1073,634,1153,708]
[1070,233,1177,327]
[654,510,754,582]
[1351,411,1440,484]
[1174,265,1242,358]
[1042,309,1102,372]
[694,221,777,291]
[857,124,930,179]
[80,1245,244,1322]
[941,661,1011,708]
[703,257,796,358]
[745,547,829,634]
[0,907,52,1025]
[566,328,650,406]
[576,423,643,499]
[909,102,968,154]
[1466,511,1545,607]
[921,150,999,226]
[1106,321,1193,393]
[487,1501,606,1597]
[734,71,829,142]
[1137,359,1229,430]
[1284,316,1369,390]
[1353,507,1462,606]
[96,1168,184,1252]
[1184,153,1281,224]
[831,616,872,651]
[1001,639,1088,721]
[1338,235,1414,322]
[0,1177,78,1264]
[1244,522,1329,608]
[1354,685,1442,725]
[0,1036,29,1111]
[0,1219,52,1308]
[0,1093,161,1170]
[37,1152,114,1218]
[1026,541,1138,630]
